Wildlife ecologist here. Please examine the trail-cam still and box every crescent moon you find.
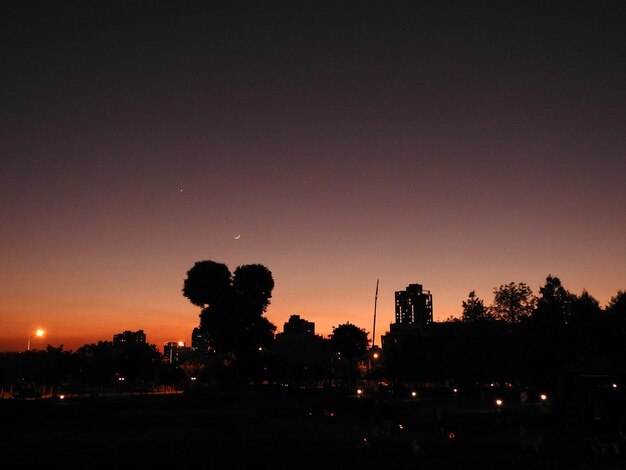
[234,234,241,240]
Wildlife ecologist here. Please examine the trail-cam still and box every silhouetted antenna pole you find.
[372,279,379,348]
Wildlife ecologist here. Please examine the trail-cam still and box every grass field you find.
[1,385,624,469]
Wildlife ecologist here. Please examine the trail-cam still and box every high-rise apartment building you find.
[382,283,433,353]
[163,341,187,364]
[395,283,433,327]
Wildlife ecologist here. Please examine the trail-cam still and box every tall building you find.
[395,283,433,327]
[163,341,188,364]
[113,329,146,346]
[191,327,210,353]
[382,283,433,352]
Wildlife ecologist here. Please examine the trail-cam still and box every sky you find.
[1,1,625,352]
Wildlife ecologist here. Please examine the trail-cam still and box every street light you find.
[27,329,45,351]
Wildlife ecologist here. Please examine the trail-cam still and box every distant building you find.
[274,315,329,385]
[282,314,315,336]
[382,283,433,352]
[395,283,433,326]
[163,341,188,364]
[113,330,146,346]
[381,322,422,351]
[191,327,210,353]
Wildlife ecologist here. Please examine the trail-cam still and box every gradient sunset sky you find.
[1,1,624,352]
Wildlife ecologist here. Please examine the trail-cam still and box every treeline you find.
[0,341,184,395]
[1,263,624,396]
[386,276,626,392]
[0,322,370,394]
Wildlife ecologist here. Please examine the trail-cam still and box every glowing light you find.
[411,391,417,398]
[372,352,379,359]
[540,394,547,401]
[398,424,404,430]
[357,389,363,396]
[118,377,125,381]
[452,388,458,393]
[496,399,503,406]
[612,383,618,389]
[448,432,455,439]
[59,395,65,400]
[27,328,46,351]
[190,377,196,381]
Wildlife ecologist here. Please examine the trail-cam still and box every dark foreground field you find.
[2,386,624,469]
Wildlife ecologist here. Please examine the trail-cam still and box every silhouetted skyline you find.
[1,1,624,351]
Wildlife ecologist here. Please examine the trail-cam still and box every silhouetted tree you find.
[39,345,73,392]
[330,323,369,359]
[524,276,576,385]
[329,323,368,385]
[74,341,117,390]
[182,260,276,382]
[233,264,274,314]
[74,340,161,392]
[491,282,536,323]
[569,289,602,328]
[424,321,512,389]
[607,290,626,330]
[461,291,489,322]
[114,341,161,385]
[533,275,574,328]
[0,346,74,394]
[565,289,612,364]
[182,260,232,308]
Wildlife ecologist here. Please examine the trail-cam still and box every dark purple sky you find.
[1,1,624,351]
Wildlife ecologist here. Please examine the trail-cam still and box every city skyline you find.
[1,2,624,352]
